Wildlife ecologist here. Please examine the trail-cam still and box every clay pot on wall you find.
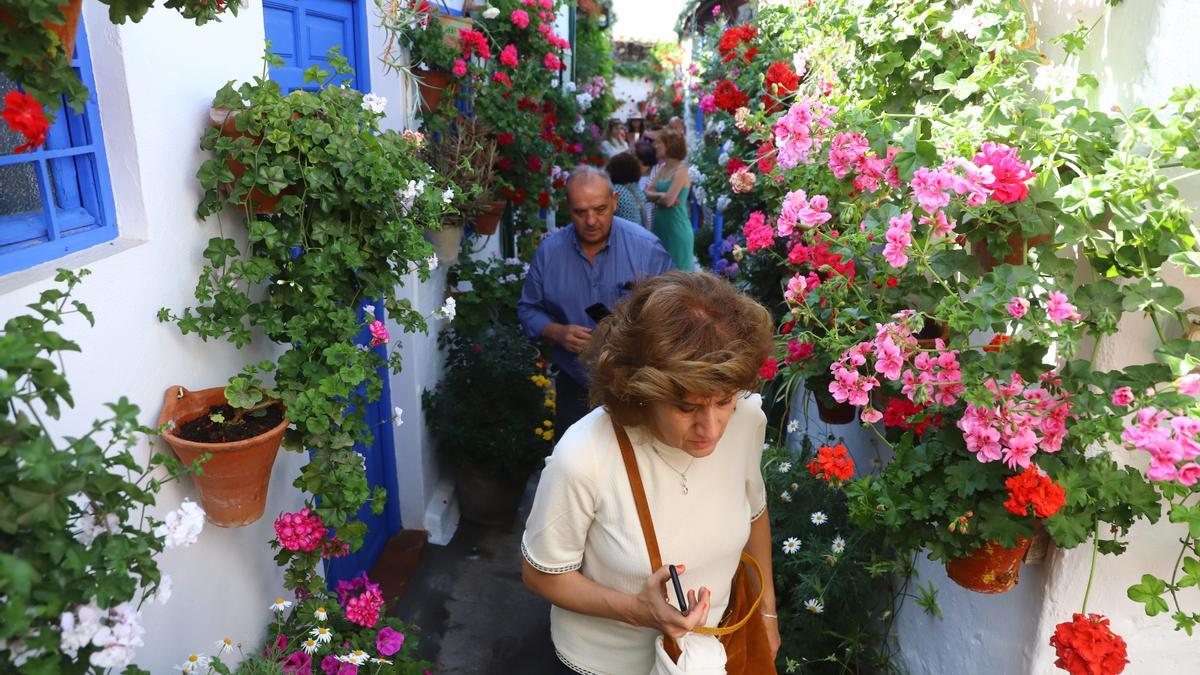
[158,386,288,528]
[472,200,507,236]
[210,107,291,214]
[973,231,1052,272]
[0,0,83,57]
[412,69,456,113]
[945,536,1034,593]
[427,224,465,266]
[915,319,950,350]
[806,374,856,425]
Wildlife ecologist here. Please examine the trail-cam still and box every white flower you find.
[153,575,173,605]
[563,80,577,93]
[436,296,457,321]
[88,603,143,669]
[944,5,995,40]
[315,606,328,621]
[361,93,387,114]
[339,650,370,665]
[718,152,730,166]
[831,536,846,554]
[91,644,136,669]
[482,6,500,19]
[270,598,292,614]
[156,499,205,548]
[778,461,792,473]
[715,195,731,213]
[804,599,824,614]
[60,602,103,658]
[311,626,333,644]
[1033,64,1076,94]
[574,117,586,134]
[714,120,727,135]
[781,537,801,554]
[215,637,235,653]
[301,638,320,654]
[177,654,209,672]
[811,511,828,525]
[68,493,120,546]
[398,179,424,214]
[575,91,594,110]
[393,407,404,428]
[786,419,799,433]
[372,657,394,665]
[427,254,438,271]
[780,490,792,503]
[442,187,454,204]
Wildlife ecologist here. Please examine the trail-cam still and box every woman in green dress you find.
[645,130,694,271]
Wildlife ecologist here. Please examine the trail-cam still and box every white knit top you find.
[521,394,769,675]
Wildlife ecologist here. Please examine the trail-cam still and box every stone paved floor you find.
[389,475,565,675]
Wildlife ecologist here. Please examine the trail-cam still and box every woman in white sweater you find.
[521,271,781,674]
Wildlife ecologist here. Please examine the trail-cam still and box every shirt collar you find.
[569,219,622,258]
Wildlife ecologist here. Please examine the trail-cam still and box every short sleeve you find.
[521,432,599,574]
[742,394,768,521]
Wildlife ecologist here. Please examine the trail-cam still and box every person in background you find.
[626,117,645,143]
[606,152,646,227]
[517,166,674,440]
[668,116,686,137]
[634,141,658,231]
[645,130,693,271]
[600,120,630,158]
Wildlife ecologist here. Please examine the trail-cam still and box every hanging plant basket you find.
[973,231,1052,272]
[157,386,288,528]
[472,200,507,236]
[47,0,83,57]
[210,107,292,214]
[426,223,465,266]
[806,374,856,425]
[945,536,1033,593]
[915,319,950,350]
[412,69,456,113]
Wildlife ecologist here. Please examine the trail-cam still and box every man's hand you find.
[558,324,593,353]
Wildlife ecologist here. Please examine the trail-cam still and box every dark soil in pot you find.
[176,403,286,444]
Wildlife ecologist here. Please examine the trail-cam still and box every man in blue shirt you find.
[519,166,675,439]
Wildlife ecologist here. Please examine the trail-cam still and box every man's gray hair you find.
[565,165,614,194]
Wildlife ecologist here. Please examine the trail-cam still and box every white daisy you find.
[786,419,799,433]
[270,598,292,613]
[781,537,801,554]
[311,626,333,644]
[777,461,792,473]
[214,637,234,653]
[393,406,404,428]
[810,511,828,525]
[780,490,793,503]
[804,598,824,614]
[831,536,846,553]
[371,657,394,665]
[339,650,370,665]
[301,638,319,655]
[177,654,208,672]
[314,606,328,621]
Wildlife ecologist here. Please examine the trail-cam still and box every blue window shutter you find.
[0,23,118,276]
[263,0,370,92]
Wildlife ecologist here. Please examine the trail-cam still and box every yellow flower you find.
[543,419,553,426]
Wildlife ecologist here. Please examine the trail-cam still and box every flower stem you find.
[1081,522,1100,614]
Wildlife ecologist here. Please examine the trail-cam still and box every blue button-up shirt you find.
[518,217,675,385]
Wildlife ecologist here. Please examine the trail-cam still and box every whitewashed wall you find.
[613,74,655,120]
[0,0,469,669]
[788,2,1200,673]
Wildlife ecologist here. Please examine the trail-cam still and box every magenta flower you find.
[500,44,519,68]
[1045,291,1081,324]
[510,9,530,28]
[1179,374,1200,396]
[827,132,869,179]
[699,94,717,113]
[743,211,774,252]
[1007,297,1029,319]
[376,627,405,656]
[368,320,389,347]
[909,167,954,214]
[1178,463,1200,486]
[882,213,913,268]
[320,655,340,674]
[543,52,564,71]
[452,58,468,78]
[919,210,956,237]
[275,508,328,552]
[972,141,1035,204]
[1112,387,1135,407]
[282,650,312,674]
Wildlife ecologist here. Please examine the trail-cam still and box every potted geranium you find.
[423,115,504,263]
[423,323,554,525]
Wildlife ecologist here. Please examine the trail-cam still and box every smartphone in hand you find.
[585,302,611,323]
[669,564,688,614]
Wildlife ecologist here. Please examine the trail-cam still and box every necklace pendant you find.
[681,480,689,495]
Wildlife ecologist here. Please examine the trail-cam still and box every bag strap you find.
[611,420,765,637]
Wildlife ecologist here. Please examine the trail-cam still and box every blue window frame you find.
[0,24,117,276]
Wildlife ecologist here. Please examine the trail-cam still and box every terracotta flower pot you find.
[0,0,82,57]
[945,536,1033,593]
[210,107,289,214]
[413,69,456,112]
[806,375,856,425]
[158,386,288,528]
[915,320,950,350]
[472,200,507,236]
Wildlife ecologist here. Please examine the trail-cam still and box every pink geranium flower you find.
[1008,297,1029,319]
[1045,291,1081,324]
[452,58,468,77]
[909,167,954,214]
[510,9,530,28]
[544,52,564,71]
[743,212,774,252]
[882,213,913,268]
[1112,387,1134,407]
[973,142,1035,204]
[369,320,389,346]
[500,44,519,68]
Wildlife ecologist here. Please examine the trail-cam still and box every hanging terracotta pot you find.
[210,107,289,214]
[0,0,82,57]
[945,536,1033,593]
[806,374,856,425]
[158,386,288,528]
[472,200,507,236]
[426,224,465,266]
[412,69,456,113]
[915,319,950,350]
[973,231,1052,272]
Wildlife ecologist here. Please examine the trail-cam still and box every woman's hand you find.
[636,564,711,638]
[762,614,781,658]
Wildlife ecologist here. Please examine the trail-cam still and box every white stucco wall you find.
[613,74,655,120]
[0,0,463,669]
[823,2,1200,673]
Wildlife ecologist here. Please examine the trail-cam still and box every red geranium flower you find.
[984,334,1012,352]
[807,444,854,484]
[761,61,800,113]
[758,357,778,380]
[1049,613,1128,675]
[458,28,491,60]
[1004,467,1066,518]
[538,191,550,209]
[756,142,776,173]
[717,25,758,64]
[725,156,747,175]
[2,91,49,154]
[496,132,515,146]
[712,81,748,113]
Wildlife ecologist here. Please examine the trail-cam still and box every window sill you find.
[0,236,147,296]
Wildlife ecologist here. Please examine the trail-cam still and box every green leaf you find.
[1178,557,1200,589]
[1127,574,1170,616]
[1170,503,1200,538]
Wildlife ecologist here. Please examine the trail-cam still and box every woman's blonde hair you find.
[582,271,773,426]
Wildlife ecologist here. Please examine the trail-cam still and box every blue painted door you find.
[263,0,366,91]
[264,4,398,588]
